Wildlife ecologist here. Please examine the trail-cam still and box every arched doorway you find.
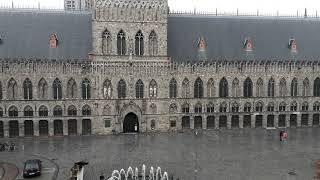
[123,113,139,133]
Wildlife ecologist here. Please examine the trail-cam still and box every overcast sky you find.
[0,0,319,16]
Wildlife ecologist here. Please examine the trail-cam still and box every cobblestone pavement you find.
[0,128,320,180]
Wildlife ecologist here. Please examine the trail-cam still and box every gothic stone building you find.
[1,0,320,137]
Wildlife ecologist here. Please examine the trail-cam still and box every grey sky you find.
[0,0,319,16]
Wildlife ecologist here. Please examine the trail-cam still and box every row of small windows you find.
[0,77,319,100]
[168,101,320,114]
[102,29,158,56]
[0,105,92,117]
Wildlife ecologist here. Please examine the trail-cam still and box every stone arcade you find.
[1,0,320,137]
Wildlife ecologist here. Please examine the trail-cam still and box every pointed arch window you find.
[53,78,62,100]
[194,103,202,113]
[53,105,63,116]
[23,78,33,100]
[39,106,48,117]
[314,77,320,97]
[207,78,215,98]
[243,77,253,97]
[267,102,274,112]
[194,77,203,98]
[82,78,91,99]
[67,78,77,99]
[103,79,112,99]
[82,105,92,116]
[290,101,297,111]
[8,78,17,100]
[117,30,126,55]
[117,79,126,99]
[314,101,320,111]
[8,106,18,117]
[219,77,228,97]
[182,78,190,98]
[244,102,251,112]
[169,78,177,98]
[255,101,263,112]
[279,78,287,97]
[302,101,309,111]
[149,30,158,56]
[68,105,77,116]
[24,106,33,117]
[232,78,240,97]
[291,78,298,97]
[206,103,214,113]
[136,79,144,98]
[135,30,144,56]
[279,102,286,112]
[169,103,177,114]
[267,78,275,97]
[231,102,239,112]
[182,103,190,113]
[149,79,157,98]
[302,78,310,96]
[219,102,227,112]
[38,78,47,99]
[0,81,2,100]
[256,78,263,97]
[102,30,112,55]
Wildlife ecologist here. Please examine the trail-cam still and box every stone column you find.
[63,119,68,136]
[285,114,290,128]
[215,115,220,129]
[3,121,9,137]
[78,118,83,135]
[203,115,207,129]
[190,116,194,129]
[19,121,24,137]
[263,114,267,128]
[274,114,279,128]
[48,120,54,136]
[297,113,302,127]
[34,120,39,136]
[309,113,313,127]
[227,115,231,129]
[239,115,243,129]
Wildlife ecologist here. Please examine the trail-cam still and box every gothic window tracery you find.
[194,77,203,98]
[169,103,177,113]
[149,79,157,98]
[182,78,190,98]
[24,106,33,117]
[117,79,126,99]
[38,78,47,99]
[23,78,33,100]
[314,77,320,97]
[268,78,275,97]
[290,101,297,111]
[82,105,92,116]
[303,78,310,96]
[68,105,77,116]
[117,30,126,55]
[243,77,253,97]
[53,105,63,116]
[67,78,77,99]
[232,78,240,97]
[39,106,48,117]
[8,78,17,100]
[182,103,190,113]
[136,79,144,98]
[149,30,158,56]
[256,78,263,97]
[8,106,18,117]
[279,78,287,97]
[255,101,263,112]
[219,77,228,97]
[102,29,112,55]
[103,79,112,99]
[291,78,298,97]
[169,78,177,98]
[194,103,202,113]
[135,30,144,56]
[279,102,286,112]
[53,78,62,100]
[207,78,215,98]
[82,78,91,99]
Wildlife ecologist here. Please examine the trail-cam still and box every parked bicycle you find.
[0,142,16,152]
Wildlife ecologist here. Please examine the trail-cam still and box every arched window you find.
[53,105,63,116]
[169,103,177,113]
[8,106,18,117]
[102,29,112,55]
[207,78,215,98]
[23,78,33,100]
[219,102,227,112]
[136,79,144,98]
[231,102,239,112]
[149,79,157,98]
[24,106,33,117]
[149,30,158,56]
[39,106,48,117]
[267,102,274,112]
[255,101,263,112]
[314,101,320,111]
[256,78,263,97]
[82,105,91,116]
[117,79,126,99]
[279,102,286,112]
[279,78,287,97]
[117,30,126,55]
[244,102,251,112]
[150,103,157,114]
[291,78,298,97]
[243,77,253,97]
[103,79,112,99]
[182,103,190,113]
[290,101,297,111]
[38,78,47,99]
[135,30,144,56]
[68,105,77,116]
[267,78,275,97]
[302,78,310,96]
[219,77,228,97]
[0,107,2,117]
[302,101,309,111]
[182,78,190,98]
[194,103,202,113]
[169,78,177,98]
[232,78,240,97]
[194,77,203,98]
[53,78,62,100]
[67,78,77,99]
[103,105,111,116]
[8,78,17,100]
[82,78,91,99]
[0,81,2,100]
[314,77,320,97]
[206,103,214,113]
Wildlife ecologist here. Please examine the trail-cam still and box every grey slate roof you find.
[168,15,320,62]
[0,10,92,60]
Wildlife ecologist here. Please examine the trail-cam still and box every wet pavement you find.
[0,128,320,180]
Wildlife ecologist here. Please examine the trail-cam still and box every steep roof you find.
[0,10,92,60]
[168,14,320,62]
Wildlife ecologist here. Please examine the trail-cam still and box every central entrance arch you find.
[123,113,139,133]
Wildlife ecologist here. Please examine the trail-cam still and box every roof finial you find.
[304,8,307,18]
